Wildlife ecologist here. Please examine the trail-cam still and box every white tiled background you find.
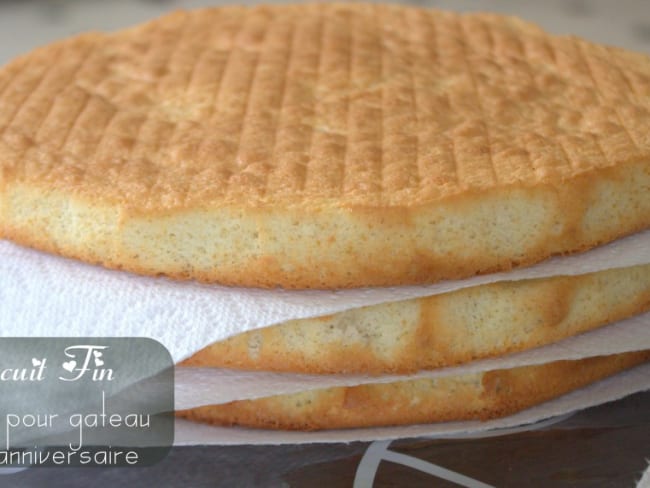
[0,0,648,66]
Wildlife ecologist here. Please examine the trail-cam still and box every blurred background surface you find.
[0,0,649,66]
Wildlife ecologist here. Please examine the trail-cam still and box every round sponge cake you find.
[0,4,649,288]
[177,350,650,430]
[183,264,650,373]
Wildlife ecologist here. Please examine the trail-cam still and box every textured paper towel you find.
[1,230,649,363]
[174,311,650,409]
[174,362,650,445]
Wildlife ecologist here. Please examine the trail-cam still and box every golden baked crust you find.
[182,265,650,373]
[1,4,649,288]
[177,350,650,430]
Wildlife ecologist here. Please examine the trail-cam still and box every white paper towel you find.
[1,230,649,363]
[1,232,649,446]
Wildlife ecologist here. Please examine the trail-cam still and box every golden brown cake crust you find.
[1,4,649,288]
[182,265,650,374]
[176,350,650,430]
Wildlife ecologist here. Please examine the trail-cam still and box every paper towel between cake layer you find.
[174,310,650,409]
[174,362,650,445]
[0,229,649,363]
